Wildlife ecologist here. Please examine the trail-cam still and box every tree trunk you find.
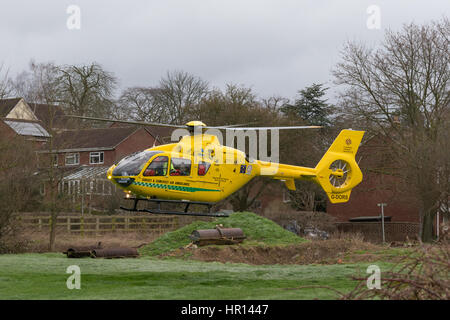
[49,210,57,251]
[421,211,436,243]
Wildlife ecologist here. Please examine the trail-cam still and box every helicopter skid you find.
[119,197,230,218]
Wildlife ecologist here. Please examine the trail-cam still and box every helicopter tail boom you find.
[258,129,364,204]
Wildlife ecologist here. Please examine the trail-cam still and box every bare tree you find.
[116,86,168,122]
[333,18,450,242]
[229,178,270,212]
[55,62,117,122]
[0,133,38,252]
[0,63,13,99]
[156,70,209,124]
[38,108,70,251]
[11,61,60,103]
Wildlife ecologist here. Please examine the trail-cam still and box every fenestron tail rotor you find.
[313,129,365,203]
[329,159,351,189]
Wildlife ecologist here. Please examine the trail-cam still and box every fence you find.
[335,222,420,243]
[18,213,179,235]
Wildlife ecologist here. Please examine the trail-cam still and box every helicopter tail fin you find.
[313,129,364,204]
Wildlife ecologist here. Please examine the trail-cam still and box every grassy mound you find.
[140,212,306,256]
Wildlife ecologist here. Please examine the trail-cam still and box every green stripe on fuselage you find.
[132,181,220,192]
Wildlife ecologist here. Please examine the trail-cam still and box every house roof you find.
[108,122,174,144]
[0,98,21,117]
[47,126,146,152]
[3,119,51,138]
[28,103,69,129]
[144,126,174,143]
[62,166,109,180]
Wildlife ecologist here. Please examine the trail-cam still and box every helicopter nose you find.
[114,177,135,187]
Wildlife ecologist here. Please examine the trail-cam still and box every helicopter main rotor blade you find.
[208,122,258,129]
[219,125,322,130]
[64,115,187,128]
[65,115,321,130]
[65,115,257,129]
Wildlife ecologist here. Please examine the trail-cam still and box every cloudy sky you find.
[0,0,448,101]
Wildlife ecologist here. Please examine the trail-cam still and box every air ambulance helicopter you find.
[69,116,365,217]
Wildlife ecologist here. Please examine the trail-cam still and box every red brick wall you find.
[327,134,420,223]
[113,128,158,163]
[327,171,420,222]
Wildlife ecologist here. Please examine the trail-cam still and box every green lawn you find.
[0,253,394,300]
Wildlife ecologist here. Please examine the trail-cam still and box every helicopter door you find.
[167,157,192,194]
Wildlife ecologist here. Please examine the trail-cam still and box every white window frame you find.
[65,153,80,166]
[89,151,104,164]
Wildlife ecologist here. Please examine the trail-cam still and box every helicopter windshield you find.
[112,150,162,177]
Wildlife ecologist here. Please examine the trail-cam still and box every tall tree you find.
[56,63,117,121]
[116,86,168,122]
[11,61,60,103]
[281,83,333,127]
[156,70,209,124]
[333,18,450,242]
[12,61,117,124]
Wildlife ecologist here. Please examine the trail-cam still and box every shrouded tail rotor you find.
[329,159,351,189]
[313,130,365,204]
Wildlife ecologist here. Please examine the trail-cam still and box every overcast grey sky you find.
[0,0,448,101]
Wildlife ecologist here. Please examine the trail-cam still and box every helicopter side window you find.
[170,158,191,176]
[143,156,168,176]
[197,161,211,176]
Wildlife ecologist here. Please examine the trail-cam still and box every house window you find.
[52,154,58,167]
[90,152,104,164]
[65,153,80,166]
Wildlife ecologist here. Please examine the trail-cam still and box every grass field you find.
[0,253,396,300]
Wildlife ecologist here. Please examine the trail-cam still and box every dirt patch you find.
[15,229,158,253]
[160,239,387,265]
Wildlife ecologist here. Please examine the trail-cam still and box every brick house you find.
[42,126,166,168]
[327,133,448,239]
[37,124,173,205]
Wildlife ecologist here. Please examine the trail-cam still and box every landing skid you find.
[120,197,230,217]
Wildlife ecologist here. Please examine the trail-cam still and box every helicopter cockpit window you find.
[197,161,211,176]
[170,158,191,176]
[112,151,162,176]
[143,156,169,176]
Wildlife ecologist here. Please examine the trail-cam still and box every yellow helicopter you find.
[70,116,365,217]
